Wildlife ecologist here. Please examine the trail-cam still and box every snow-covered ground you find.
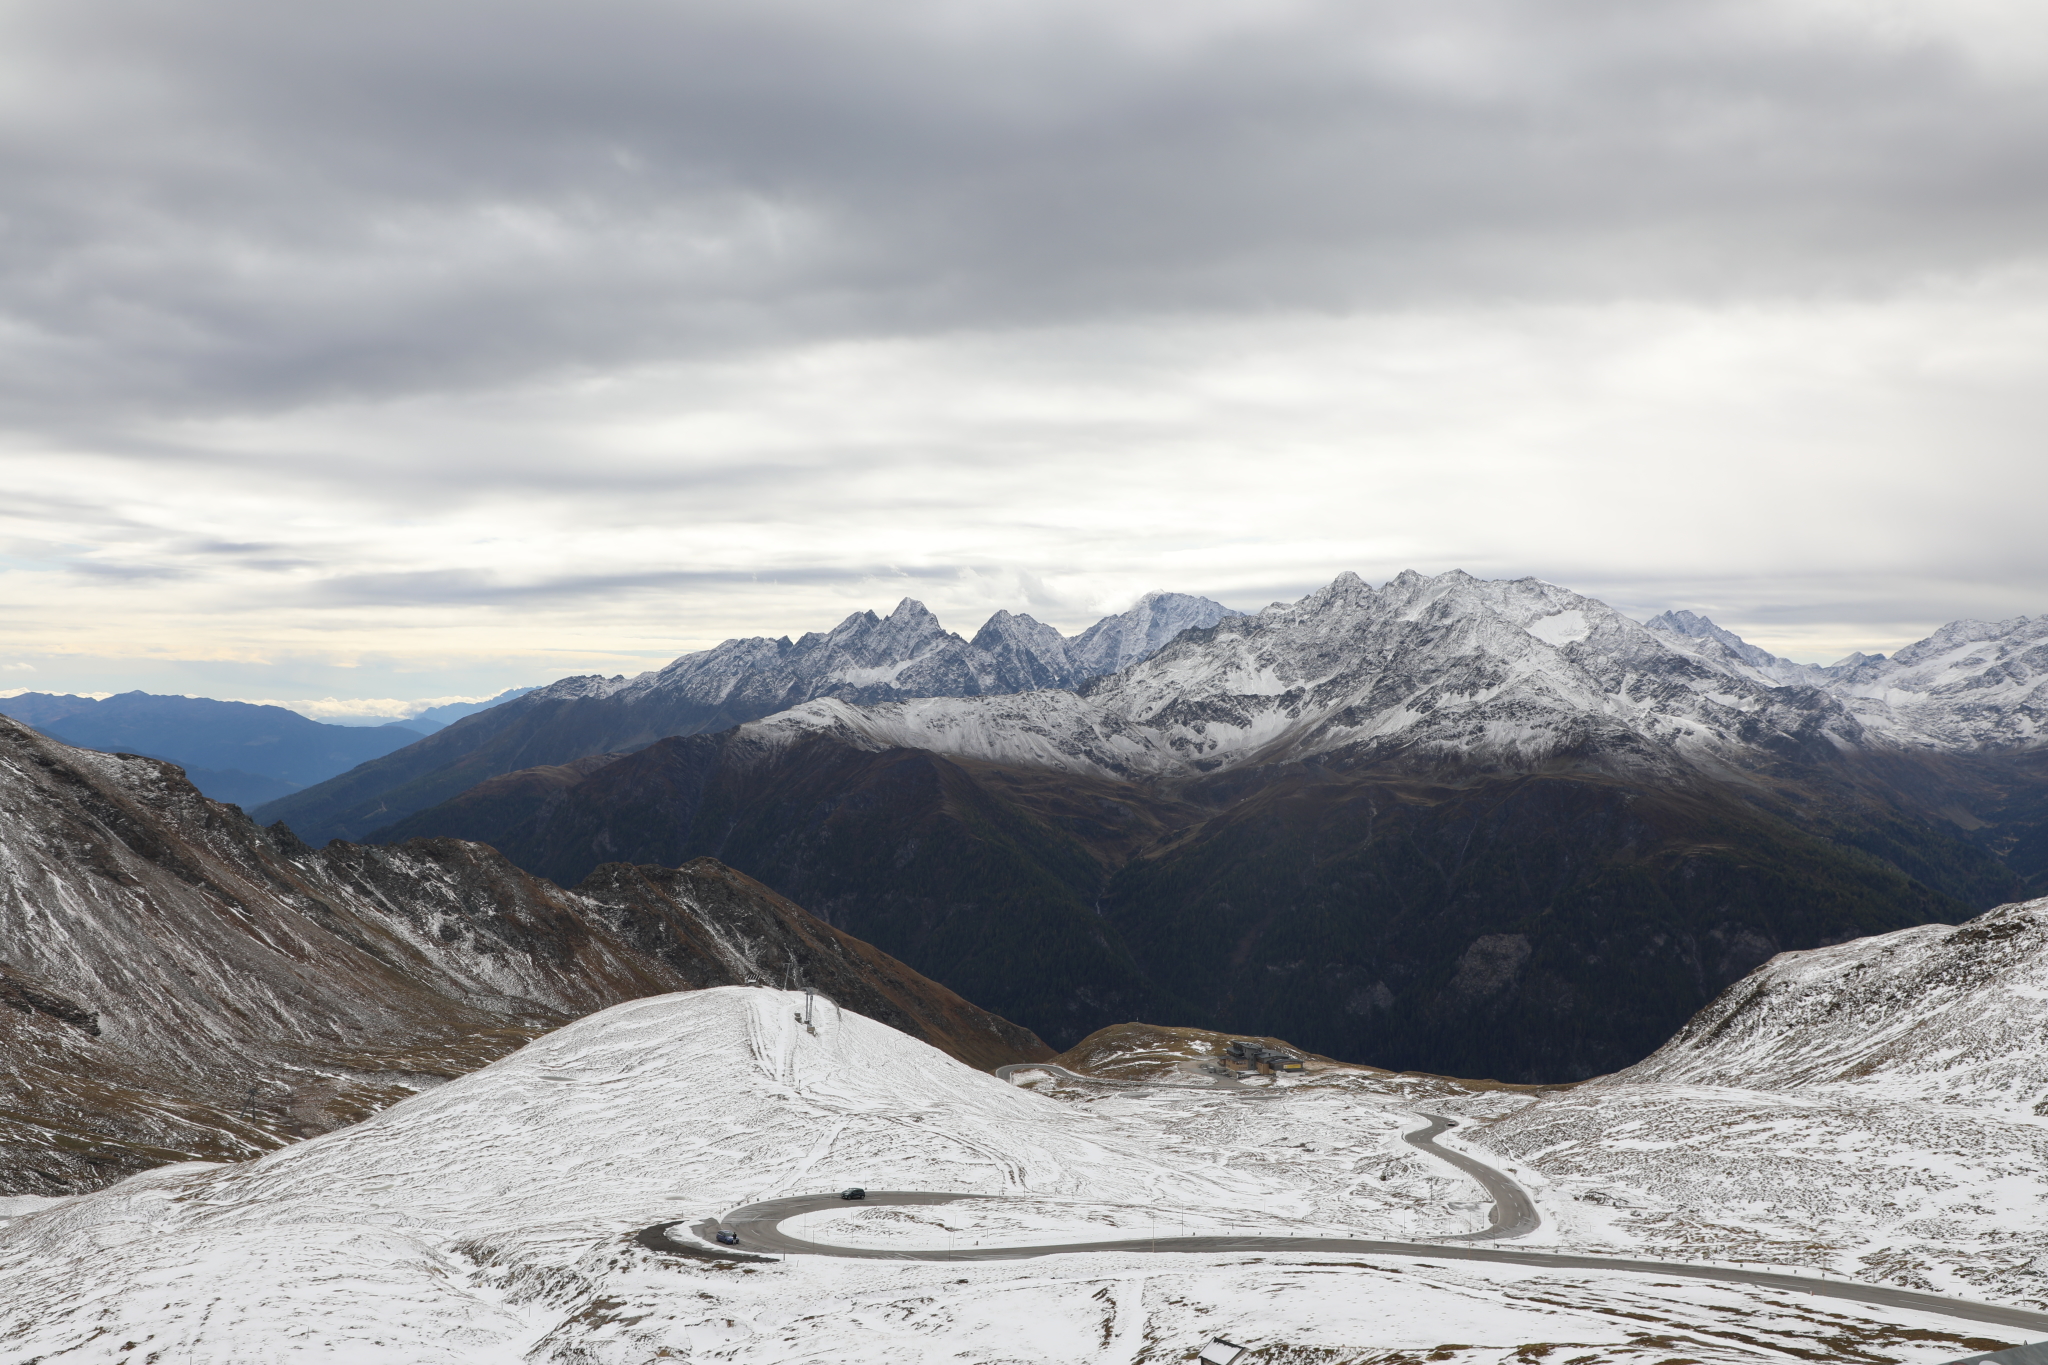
[3,985,2040,1364]
[1484,1085,2048,1304]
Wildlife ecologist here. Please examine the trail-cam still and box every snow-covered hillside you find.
[1480,896,2048,1309]
[3,987,2027,1364]
[1617,895,2048,1106]
[0,989,1453,1361]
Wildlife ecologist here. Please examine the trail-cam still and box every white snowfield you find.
[4,985,2041,1364]
[736,570,2048,785]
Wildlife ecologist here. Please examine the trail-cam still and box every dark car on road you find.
[840,1187,866,1201]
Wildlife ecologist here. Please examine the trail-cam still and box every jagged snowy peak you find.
[1600,895,2048,1112]
[743,570,1865,782]
[1066,590,1247,677]
[966,609,1075,691]
[526,592,1241,713]
[630,598,969,704]
[1644,610,1830,688]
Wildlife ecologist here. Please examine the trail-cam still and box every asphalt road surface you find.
[1403,1114,1541,1241]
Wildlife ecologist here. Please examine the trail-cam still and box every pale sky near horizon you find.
[4,0,2046,717]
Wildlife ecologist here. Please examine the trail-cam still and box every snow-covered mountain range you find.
[518,592,1235,713]
[361,571,2045,1075]
[743,570,2044,782]
[257,571,2044,848]
[256,591,1238,844]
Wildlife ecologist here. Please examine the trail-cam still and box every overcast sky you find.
[4,0,2046,715]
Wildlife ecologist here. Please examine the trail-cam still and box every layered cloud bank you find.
[3,0,2045,698]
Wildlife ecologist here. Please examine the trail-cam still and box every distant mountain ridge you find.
[522,589,1240,713]
[0,691,433,807]
[254,591,1239,844]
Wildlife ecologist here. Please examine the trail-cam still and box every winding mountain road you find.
[994,1062,1536,1239]
[659,1192,2048,1334]
[1401,1114,1540,1240]
[639,1067,2048,1336]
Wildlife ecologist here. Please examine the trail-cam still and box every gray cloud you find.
[309,564,961,608]
[3,0,2047,418]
